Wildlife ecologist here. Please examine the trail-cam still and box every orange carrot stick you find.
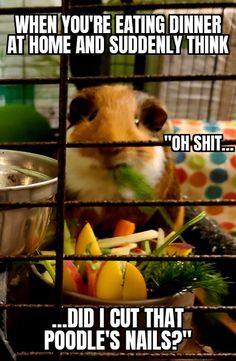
[85,262,100,297]
[113,219,136,237]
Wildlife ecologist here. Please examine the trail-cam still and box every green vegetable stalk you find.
[113,163,154,200]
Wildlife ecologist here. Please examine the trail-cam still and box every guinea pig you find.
[66,84,183,235]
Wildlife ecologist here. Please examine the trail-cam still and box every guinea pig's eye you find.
[140,100,167,132]
[68,96,92,125]
[134,118,140,127]
[88,109,98,122]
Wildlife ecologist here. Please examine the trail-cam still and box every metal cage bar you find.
[1,2,236,15]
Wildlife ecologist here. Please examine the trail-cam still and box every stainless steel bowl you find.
[0,150,57,256]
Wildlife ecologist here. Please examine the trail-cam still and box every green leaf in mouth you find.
[113,163,154,200]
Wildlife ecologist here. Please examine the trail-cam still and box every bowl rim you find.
[0,149,57,192]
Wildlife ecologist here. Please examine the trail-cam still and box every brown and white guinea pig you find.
[66,84,183,235]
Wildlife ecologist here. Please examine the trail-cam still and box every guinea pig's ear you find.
[140,97,167,131]
[68,95,94,125]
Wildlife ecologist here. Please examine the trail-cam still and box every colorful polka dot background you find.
[172,119,236,233]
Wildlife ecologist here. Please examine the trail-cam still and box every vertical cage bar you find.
[54,0,69,308]
[206,6,222,122]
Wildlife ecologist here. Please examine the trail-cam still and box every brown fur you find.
[66,84,182,235]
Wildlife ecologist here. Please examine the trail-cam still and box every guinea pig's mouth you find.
[99,156,126,171]
[103,160,133,172]
[105,165,121,172]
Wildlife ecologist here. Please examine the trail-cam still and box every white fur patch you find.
[142,146,166,188]
[66,128,166,201]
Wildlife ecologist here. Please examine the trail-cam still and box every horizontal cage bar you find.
[0,199,236,208]
[1,74,236,86]
[1,304,236,311]
[1,2,236,15]
[14,351,236,358]
[0,139,236,148]
[0,254,235,262]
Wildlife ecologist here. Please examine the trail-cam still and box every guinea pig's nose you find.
[99,147,123,157]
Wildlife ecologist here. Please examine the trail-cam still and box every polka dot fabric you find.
[172,119,236,233]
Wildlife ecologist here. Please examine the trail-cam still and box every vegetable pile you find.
[39,213,228,304]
